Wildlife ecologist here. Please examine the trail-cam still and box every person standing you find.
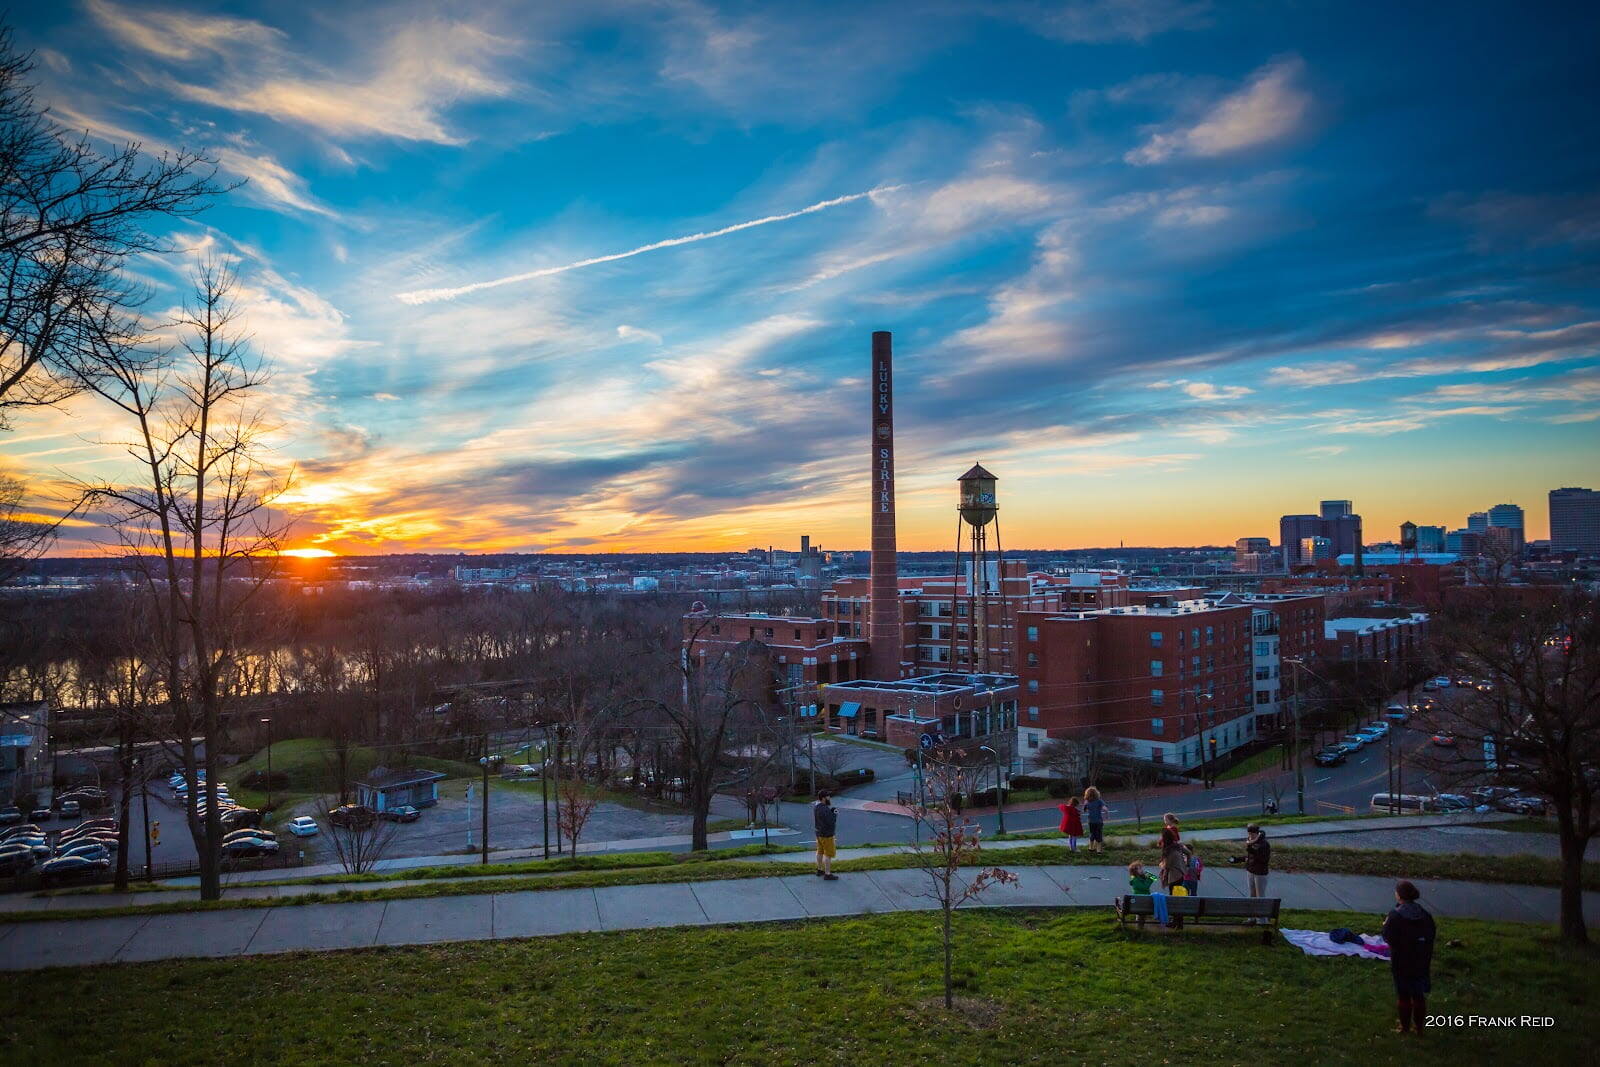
[1183,844,1203,897]
[1243,823,1271,904]
[1058,795,1084,851]
[1156,817,1187,927]
[813,790,839,880]
[1383,880,1437,1034]
[1083,787,1107,852]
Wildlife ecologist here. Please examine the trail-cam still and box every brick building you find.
[1013,598,1260,771]
[681,609,870,691]
[816,673,1019,749]
[1322,613,1430,664]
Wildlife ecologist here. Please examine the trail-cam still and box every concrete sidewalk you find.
[3,863,1592,971]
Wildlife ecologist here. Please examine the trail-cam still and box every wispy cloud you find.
[86,0,282,61]
[1027,0,1212,43]
[1128,55,1311,165]
[396,185,902,304]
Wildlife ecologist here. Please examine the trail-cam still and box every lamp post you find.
[260,717,273,811]
[1284,657,1316,815]
[478,751,503,865]
[540,727,551,860]
[979,744,1005,834]
[133,755,152,882]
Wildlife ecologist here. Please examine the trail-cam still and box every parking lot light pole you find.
[133,756,152,882]
[260,718,273,811]
[478,751,503,865]
[541,731,551,860]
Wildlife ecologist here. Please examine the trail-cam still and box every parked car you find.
[1434,793,1472,811]
[1355,728,1386,744]
[0,806,21,825]
[1313,747,1347,767]
[54,843,111,863]
[39,854,111,879]
[1364,720,1391,737]
[1431,676,1452,688]
[1431,734,1457,747]
[285,816,319,837]
[2,836,50,856]
[379,805,421,823]
[327,804,377,829]
[29,807,51,821]
[59,823,118,844]
[1383,704,1409,722]
[55,800,81,818]
[0,848,35,875]
[1340,733,1370,749]
[219,808,262,830]
[224,828,275,844]
[0,824,42,841]
[221,836,279,857]
[64,834,118,853]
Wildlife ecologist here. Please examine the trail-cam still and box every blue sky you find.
[5,0,1598,553]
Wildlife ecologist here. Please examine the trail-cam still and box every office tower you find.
[1320,500,1353,520]
[1415,525,1446,554]
[1467,511,1488,532]
[1549,488,1600,554]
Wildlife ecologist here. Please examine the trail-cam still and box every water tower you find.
[1399,521,1418,562]
[950,463,1008,673]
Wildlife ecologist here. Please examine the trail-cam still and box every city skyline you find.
[2,1,1597,556]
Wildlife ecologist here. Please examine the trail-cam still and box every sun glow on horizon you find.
[278,547,337,559]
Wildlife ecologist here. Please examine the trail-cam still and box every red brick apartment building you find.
[819,565,1207,676]
[681,610,869,689]
[1012,592,1327,772]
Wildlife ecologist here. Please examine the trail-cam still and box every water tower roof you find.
[959,462,996,482]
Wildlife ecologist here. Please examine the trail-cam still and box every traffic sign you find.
[919,733,934,750]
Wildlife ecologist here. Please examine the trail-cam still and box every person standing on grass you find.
[813,790,839,880]
[1058,795,1084,850]
[1156,817,1187,926]
[1383,880,1437,1035]
[1183,844,1203,897]
[1243,823,1271,906]
[1083,786,1107,852]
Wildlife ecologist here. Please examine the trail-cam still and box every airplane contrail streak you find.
[396,185,903,305]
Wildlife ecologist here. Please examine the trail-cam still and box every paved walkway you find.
[2,862,1591,971]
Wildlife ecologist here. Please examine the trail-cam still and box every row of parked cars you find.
[0,816,121,879]
[166,772,281,857]
[0,784,111,827]
[1313,718,1394,766]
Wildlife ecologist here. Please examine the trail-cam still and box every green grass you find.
[8,840,1595,924]
[222,738,478,815]
[1217,743,1290,781]
[992,811,1382,841]
[5,909,1595,1064]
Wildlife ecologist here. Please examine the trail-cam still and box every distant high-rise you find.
[1467,511,1488,533]
[1415,525,1447,554]
[1300,535,1334,563]
[1485,503,1525,555]
[1234,537,1273,573]
[1280,501,1362,568]
[1550,488,1600,554]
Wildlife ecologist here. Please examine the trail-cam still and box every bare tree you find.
[613,614,786,851]
[321,803,402,876]
[77,263,286,901]
[0,27,222,426]
[810,738,854,782]
[0,472,59,583]
[908,761,1016,1010]
[1413,582,1599,945]
[556,777,599,854]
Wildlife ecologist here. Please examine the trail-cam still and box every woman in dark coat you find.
[1382,880,1437,1034]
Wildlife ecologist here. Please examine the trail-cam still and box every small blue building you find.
[354,766,446,812]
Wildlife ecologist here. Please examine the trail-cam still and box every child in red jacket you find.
[1058,796,1085,851]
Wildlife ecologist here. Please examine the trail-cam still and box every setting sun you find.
[278,547,337,559]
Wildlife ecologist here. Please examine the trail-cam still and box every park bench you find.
[1113,894,1281,944]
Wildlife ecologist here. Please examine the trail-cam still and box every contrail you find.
[396,185,903,305]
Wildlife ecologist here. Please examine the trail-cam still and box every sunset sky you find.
[4,1,1597,555]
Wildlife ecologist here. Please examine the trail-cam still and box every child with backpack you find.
[1183,845,1203,897]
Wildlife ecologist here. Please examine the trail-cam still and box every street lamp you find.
[260,717,273,811]
[132,755,152,882]
[979,744,1005,834]
[478,752,503,865]
[1283,657,1317,815]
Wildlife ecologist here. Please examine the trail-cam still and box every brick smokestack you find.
[869,331,900,679]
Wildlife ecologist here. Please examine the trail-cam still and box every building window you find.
[1255,641,1269,657]
[1152,748,1164,763]
[1205,626,1214,644]
[1027,706,1039,721]
[1191,628,1200,645]
[1150,659,1164,677]
[1027,679,1039,692]
[1027,626,1039,642]
[1150,631,1163,647]
[1027,732,1040,749]
[1152,717,1165,735]
[1026,652,1038,667]
[710,624,720,635]
[1151,688,1164,707]
[794,629,802,640]
[764,627,774,638]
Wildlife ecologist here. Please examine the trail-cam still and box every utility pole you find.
[136,757,152,882]
[551,723,563,855]
[1287,659,1307,815]
[541,724,550,860]
[260,717,273,812]
[478,740,502,865]
[980,745,1005,834]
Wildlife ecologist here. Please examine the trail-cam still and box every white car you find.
[1431,676,1451,688]
[285,816,319,837]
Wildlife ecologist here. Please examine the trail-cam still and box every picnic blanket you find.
[1281,929,1389,958]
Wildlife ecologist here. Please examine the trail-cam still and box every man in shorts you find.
[814,790,838,880]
